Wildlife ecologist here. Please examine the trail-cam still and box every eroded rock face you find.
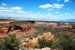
[22,32,55,48]
[7,24,33,33]
[0,26,8,34]
[7,25,23,33]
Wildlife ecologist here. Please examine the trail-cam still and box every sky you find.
[0,0,75,21]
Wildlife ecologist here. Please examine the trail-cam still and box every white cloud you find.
[64,0,69,2]
[11,7,22,11]
[47,13,59,20]
[0,7,6,10]
[1,3,6,6]
[0,6,60,21]
[58,12,75,19]
[39,4,53,9]
[0,6,43,20]
[0,7,23,17]
[53,4,64,8]
[39,4,64,9]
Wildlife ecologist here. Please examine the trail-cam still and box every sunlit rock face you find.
[22,38,38,48]
[42,32,54,41]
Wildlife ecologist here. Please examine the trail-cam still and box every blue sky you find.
[0,0,75,21]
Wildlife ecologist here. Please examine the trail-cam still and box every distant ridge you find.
[0,18,75,23]
[0,19,16,21]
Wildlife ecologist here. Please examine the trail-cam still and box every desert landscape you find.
[0,0,75,50]
[0,19,75,50]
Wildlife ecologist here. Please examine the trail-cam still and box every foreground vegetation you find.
[0,33,75,50]
[0,34,21,50]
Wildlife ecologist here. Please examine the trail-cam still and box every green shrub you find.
[38,38,53,48]
[0,34,21,50]
[56,35,75,50]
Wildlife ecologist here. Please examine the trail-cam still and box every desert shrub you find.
[34,26,53,37]
[50,28,64,33]
[34,26,65,36]
[32,32,39,38]
[55,35,75,50]
[38,38,53,48]
[34,26,44,36]
[19,47,26,50]
[0,34,21,50]
[36,26,44,32]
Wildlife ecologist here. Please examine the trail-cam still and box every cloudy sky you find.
[0,0,75,21]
